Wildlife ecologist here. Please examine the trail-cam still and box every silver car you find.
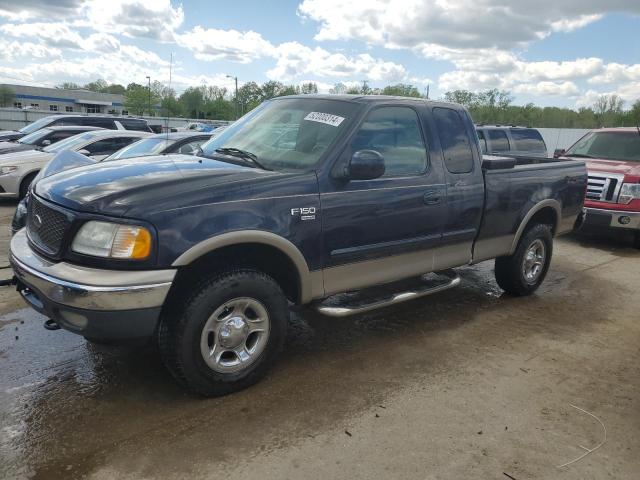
[0,129,152,199]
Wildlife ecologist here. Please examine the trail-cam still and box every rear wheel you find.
[158,269,288,396]
[495,224,553,296]
[19,172,38,200]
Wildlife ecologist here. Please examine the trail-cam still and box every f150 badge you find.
[291,207,316,221]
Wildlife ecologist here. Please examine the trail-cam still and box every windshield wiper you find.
[214,147,271,170]
[564,153,593,158]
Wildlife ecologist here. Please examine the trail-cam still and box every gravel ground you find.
[0,200,638,480]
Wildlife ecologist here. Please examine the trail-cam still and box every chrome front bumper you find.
[583,207,640,230]
[10,229,176,339]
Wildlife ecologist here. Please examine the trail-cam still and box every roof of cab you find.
[271,94,464,109]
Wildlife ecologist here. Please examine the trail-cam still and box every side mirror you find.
[41,139,51,146]
[78,149,90,156]
[553,149,566,158]
[346,150,385,180]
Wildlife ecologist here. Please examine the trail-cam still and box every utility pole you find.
[146,76,151,116]
[226,75,238,119]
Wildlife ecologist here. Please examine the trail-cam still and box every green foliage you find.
[124,84,158,116]
[57,82,80,89]
[0,85,15,107]
[381,84,422,97]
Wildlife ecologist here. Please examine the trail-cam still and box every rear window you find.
[487,129,510,152]
[433,107,474,174]
[119,119,151,132]
[510,128,546,153]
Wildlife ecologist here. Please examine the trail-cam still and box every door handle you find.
[423,191,441,205]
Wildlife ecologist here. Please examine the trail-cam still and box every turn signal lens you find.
[111,226,152,259]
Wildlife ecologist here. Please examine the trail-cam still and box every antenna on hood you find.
[166,52,173,147]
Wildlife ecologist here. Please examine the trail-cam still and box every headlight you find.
[0,166,18,175]
[71,221,152,260]
[618,183,640,204]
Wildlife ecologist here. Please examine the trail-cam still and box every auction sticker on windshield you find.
[304,112,345,127]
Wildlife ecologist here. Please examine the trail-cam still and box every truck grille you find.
[27,197,72,256]
[586,173,624,203]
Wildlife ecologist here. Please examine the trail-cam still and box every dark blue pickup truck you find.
[10,95,587,396]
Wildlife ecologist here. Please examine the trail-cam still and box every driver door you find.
[319,105,446,295]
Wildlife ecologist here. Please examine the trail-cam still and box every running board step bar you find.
[314,269,461,317]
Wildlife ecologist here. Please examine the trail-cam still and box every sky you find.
[0,0,638,108]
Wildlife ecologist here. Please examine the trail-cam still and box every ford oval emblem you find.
[33,214,42,228]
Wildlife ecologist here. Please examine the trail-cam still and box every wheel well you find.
[171,243,302,304]
[21,171,39,189]
[526,207,558,235]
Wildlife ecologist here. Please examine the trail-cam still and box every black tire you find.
[495,224,553,296]
[634,231,640,249]
[158,269,288,396]
[19,172,38,200]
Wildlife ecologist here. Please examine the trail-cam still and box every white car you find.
[0,129,152,199]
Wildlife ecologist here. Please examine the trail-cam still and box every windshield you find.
[105,137,175,161]
[19,116,55,134]
[18,128,52,145]
[43,132,95,153]
[566,131,640,162]
[200,98,359,171]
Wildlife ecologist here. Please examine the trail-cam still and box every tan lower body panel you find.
[321,242,472,298]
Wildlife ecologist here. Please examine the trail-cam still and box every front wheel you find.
[158,269,288,396]
[494,224,553,296]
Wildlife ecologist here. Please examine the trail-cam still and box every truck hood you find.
[34,154,278,216]
[0,130,22,141]
[0,148,51,165]
[0,142,35,154]
[584,158,640,177]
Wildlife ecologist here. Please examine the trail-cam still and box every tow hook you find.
[43,319,61,331]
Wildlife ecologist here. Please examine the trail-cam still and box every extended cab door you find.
[430,107,484,269]
[319,104,446,295]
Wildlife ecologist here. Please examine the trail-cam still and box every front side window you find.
[84,138,131,155]
[487,129,510,152]
[18,128,53,145]
[44,132,96,153]
[105,137,175,160]
[176,139,206,155]
[477,130,487,153]
[18,116,55,134]
[200,98,359,171]
[433,107,474,174]
[348,106,428,177]
[510,128,546,152]
[565,132,640,162]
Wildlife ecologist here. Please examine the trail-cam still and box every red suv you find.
[558,128,640,248]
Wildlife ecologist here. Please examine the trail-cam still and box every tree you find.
[381,84,421,98]
[0,85,15,107]
[84,79,109,92]
[124,84,156,116]
[179,87,206,118]
[629,100,640,126]
[237,81,263,114]
[300,82,318,95]
[57,82,79,89]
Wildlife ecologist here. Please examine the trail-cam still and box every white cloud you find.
[0,0,82,21]
[0,22,85,49]
[176,27,276,63]
[298,0,640,51]
[79,0,184,41]
[268,42,406,82]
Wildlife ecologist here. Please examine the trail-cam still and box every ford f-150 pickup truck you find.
[557,128,640,248]
[10,95,587,396]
